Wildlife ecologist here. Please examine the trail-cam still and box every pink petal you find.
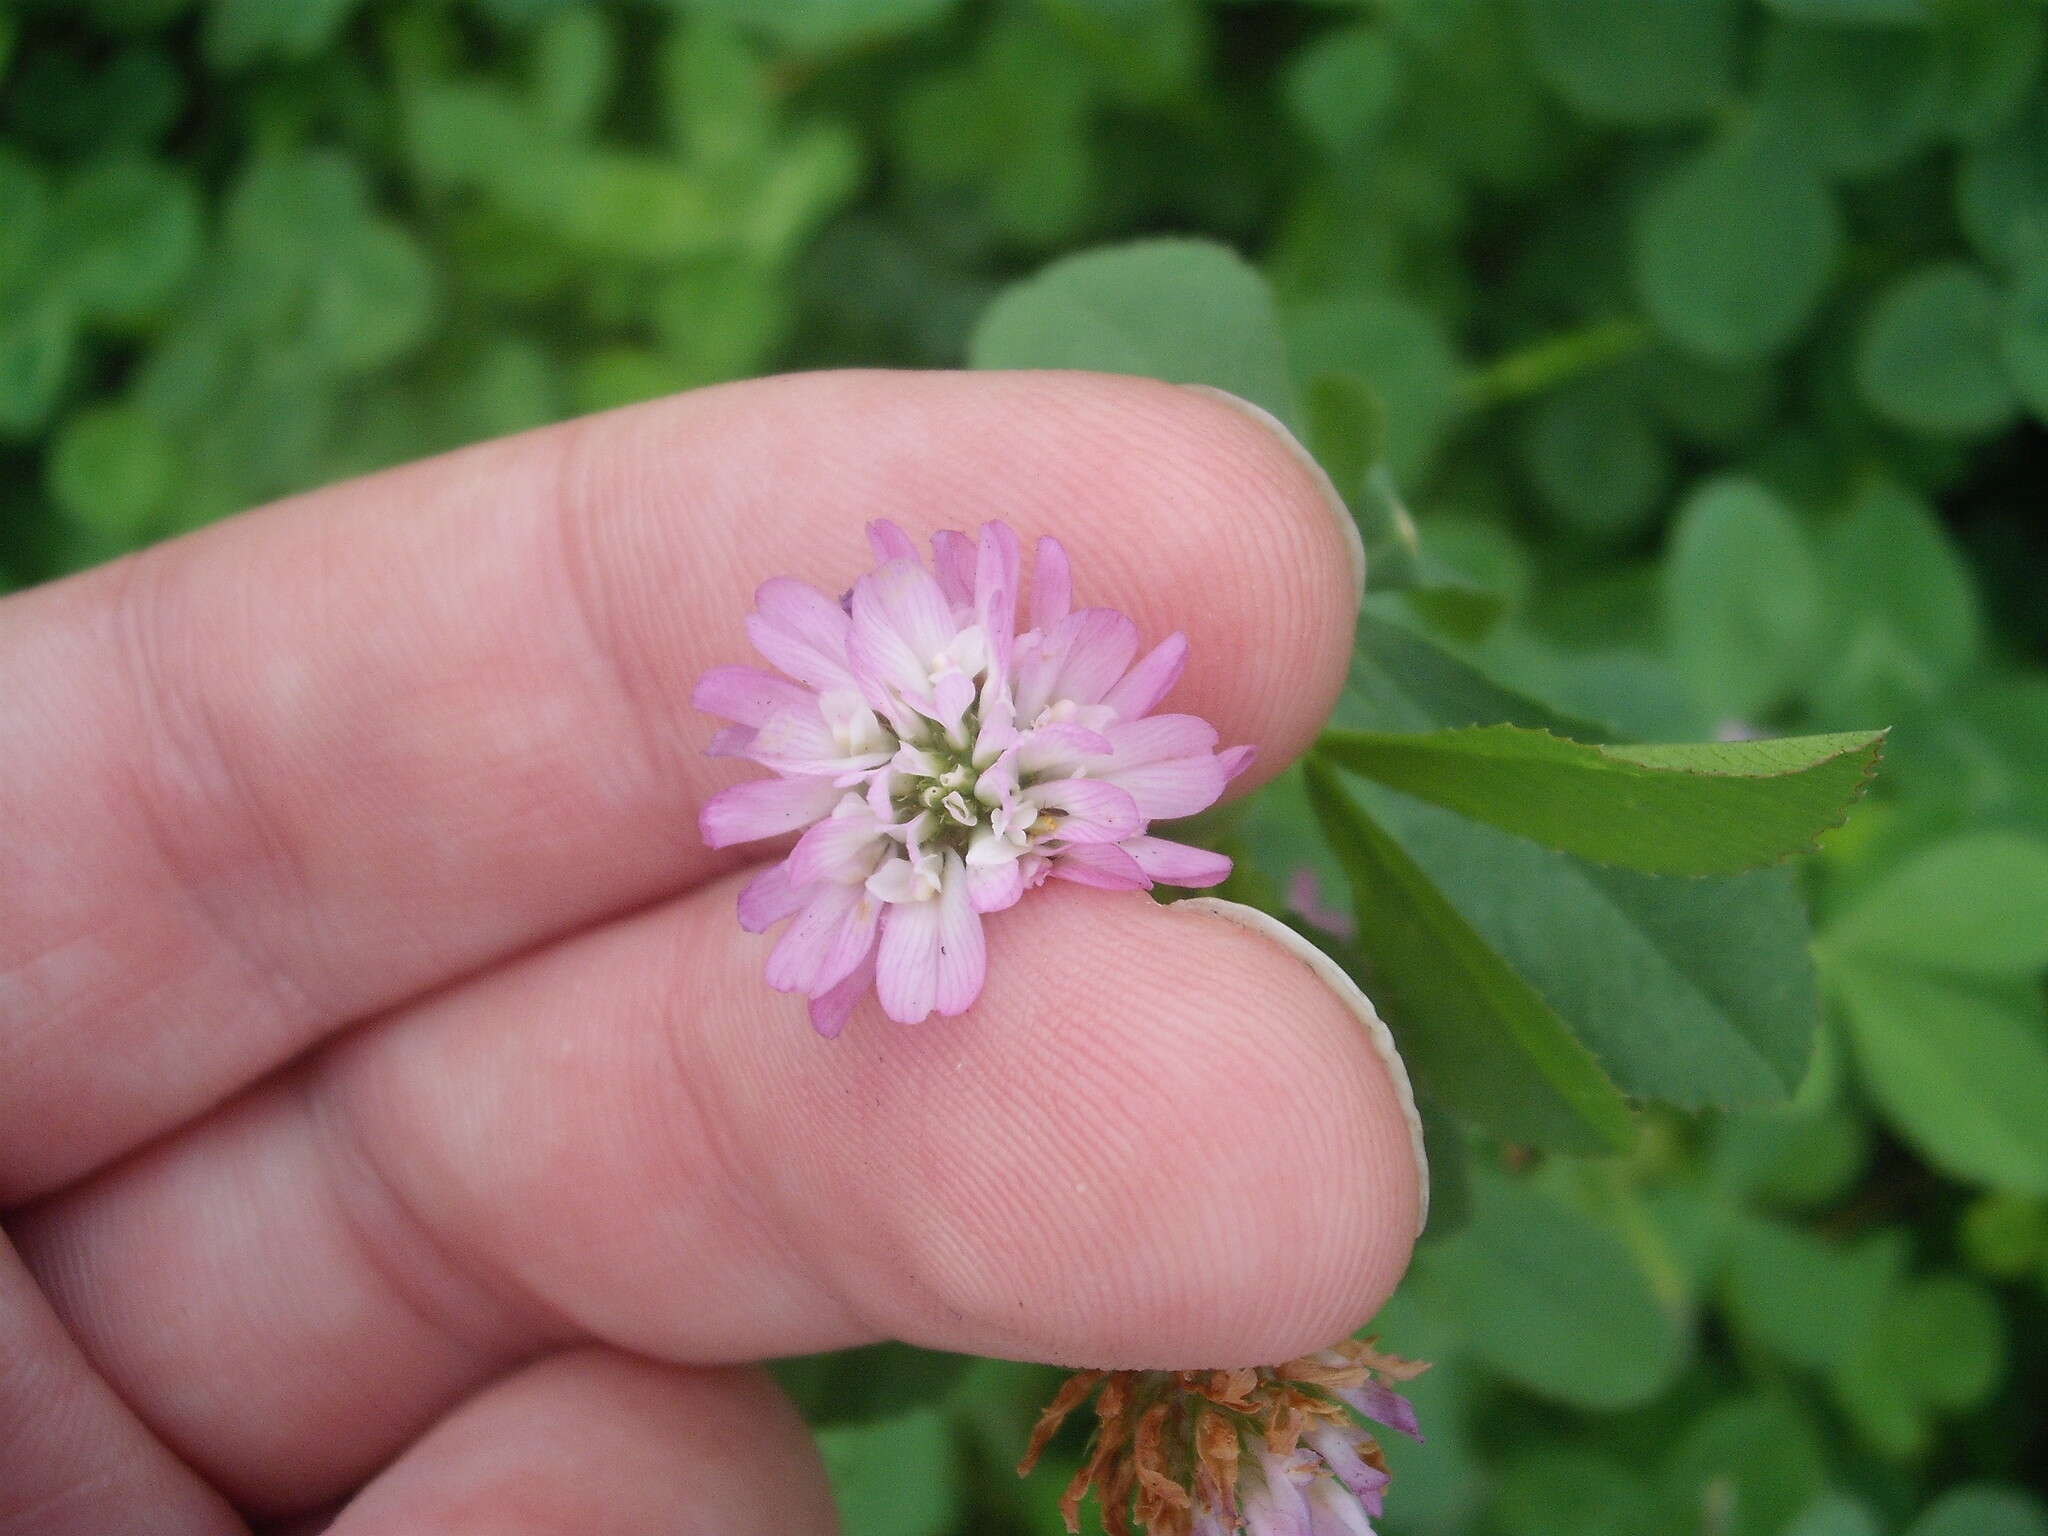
[1048,841,1151,890]
[867,519,921,565]
[699,775,839,848]
[1026,778,1143,844]
[705,724,756,758]
[965,854,1025,913]
[1103,713,1219,766]
[736,859,805,932]
[1303,1478,1378,1536]
[1031,534,1071,631]
[1219,743,1259,780]
[787,802,889,887]
[1303,1424,1390,1509]
[1335,1380,1422,1442]
[931,528,977,609]
[847,560,956,701]
[693,665,815,727]
[808,947,875,1039]
[766,881,880,996]
[1101,632,1187,721]
[1018,721,1113,778]
[1101,752,1228,821]
[1124,836,1232,888]
[876,897,941,1023]
[1048,608,1140,706]
[746,578,858,693]
[747,705,837,769]
[976,521,1022,673]
[931,852,986,1016]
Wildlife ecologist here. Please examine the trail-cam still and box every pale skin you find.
[0,371,1421,1534]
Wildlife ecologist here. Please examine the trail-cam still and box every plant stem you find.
[1466,317,1653,408]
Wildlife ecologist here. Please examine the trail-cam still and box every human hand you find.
[0,372,1422,1534]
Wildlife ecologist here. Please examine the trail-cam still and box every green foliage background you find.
[5,0,2047,1532]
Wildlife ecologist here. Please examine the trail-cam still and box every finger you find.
[15,879,1422,1515]
[321,1351,834,1536]
[0,370,1357,1204]
[0,1229,246,1536]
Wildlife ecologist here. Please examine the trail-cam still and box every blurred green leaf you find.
[1516,0,1738,126]
[1789,1493,1886,1536]
[48,158,201,323]
[1907,1487,2048,1536]
[0,294,77,438]
[1826,832,2048,975]
[1724,1216,1903,1371]
[1663,1395,1827,1536]
[1884,1273,2004,1412]
[1521,367,1671,542]
[46,401,176,540]
[1763,0,1931,23]
[1816,480,1982,717]
[1493,1445,1664,1536]
[773,1342,976,1427]
[971,238,1298,426]
[1426,1167,1687,1406]
[1306,759,1636,1152]
[1320,725,1882,876]
[1635,127,1844,362]
[1958,88,2048,272]
[204,0,364,70]
[1284,24,1402,155]
[1757,19,1943,178]
[1858,262,2019,436]
[2003,261,2048,423]
[1662,475,1822,721]
[1836,962,2048,1194]
[1287,292,1465,484]
[528,6,615,139]
[674,0,962,51]
[817,1407,959,1536]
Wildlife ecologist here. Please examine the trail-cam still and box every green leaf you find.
[1318,724,1883,876]
[1907,1488,2048,1536]
[1826,832,2048,976]
[1305,759,1636,1152]
[1762,0,1931,23]
[1663,1397,1827,1536]
[528,6,616,139]
[0,294,77,438]
[817,1408,959,1536]
[1493,1447,1664,1536]
[971,238,1298,427]
[1836,962,2048,1194]
[2003,260,2048,423]
[1958,89,2048,273]
[204,0,364,70]
[1355,782,1824,1107]
[1757,18,1943,178]
[1634,126,1844,362]
[48,158,202,323]
[1516,0,1739,126]
[1884,1273,2005,1412]
[1816,480,1983,716]
[1789,1494,1885,1536]
[1520,367,1672,543]
[1285,291,1465,482]
[1857,261,2019,435]
[1662,475,1822,721]
[772,1342,976,1427]
[1424,1167,1686,1406]
[1283,24,1402,156]
[1723,1216,1904,1371]
[676,0,963,51]
[46,402,176,540]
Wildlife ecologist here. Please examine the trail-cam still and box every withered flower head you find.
[1019,1339,1427,1536]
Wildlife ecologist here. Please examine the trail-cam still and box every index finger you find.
[0,369,1361,1203]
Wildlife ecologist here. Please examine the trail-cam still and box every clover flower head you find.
[695,520,1254,1034]
[1018,1339,1427,1536]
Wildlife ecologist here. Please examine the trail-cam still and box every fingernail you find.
[1172,897,1429,1235]
[1181,385,1366,609]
